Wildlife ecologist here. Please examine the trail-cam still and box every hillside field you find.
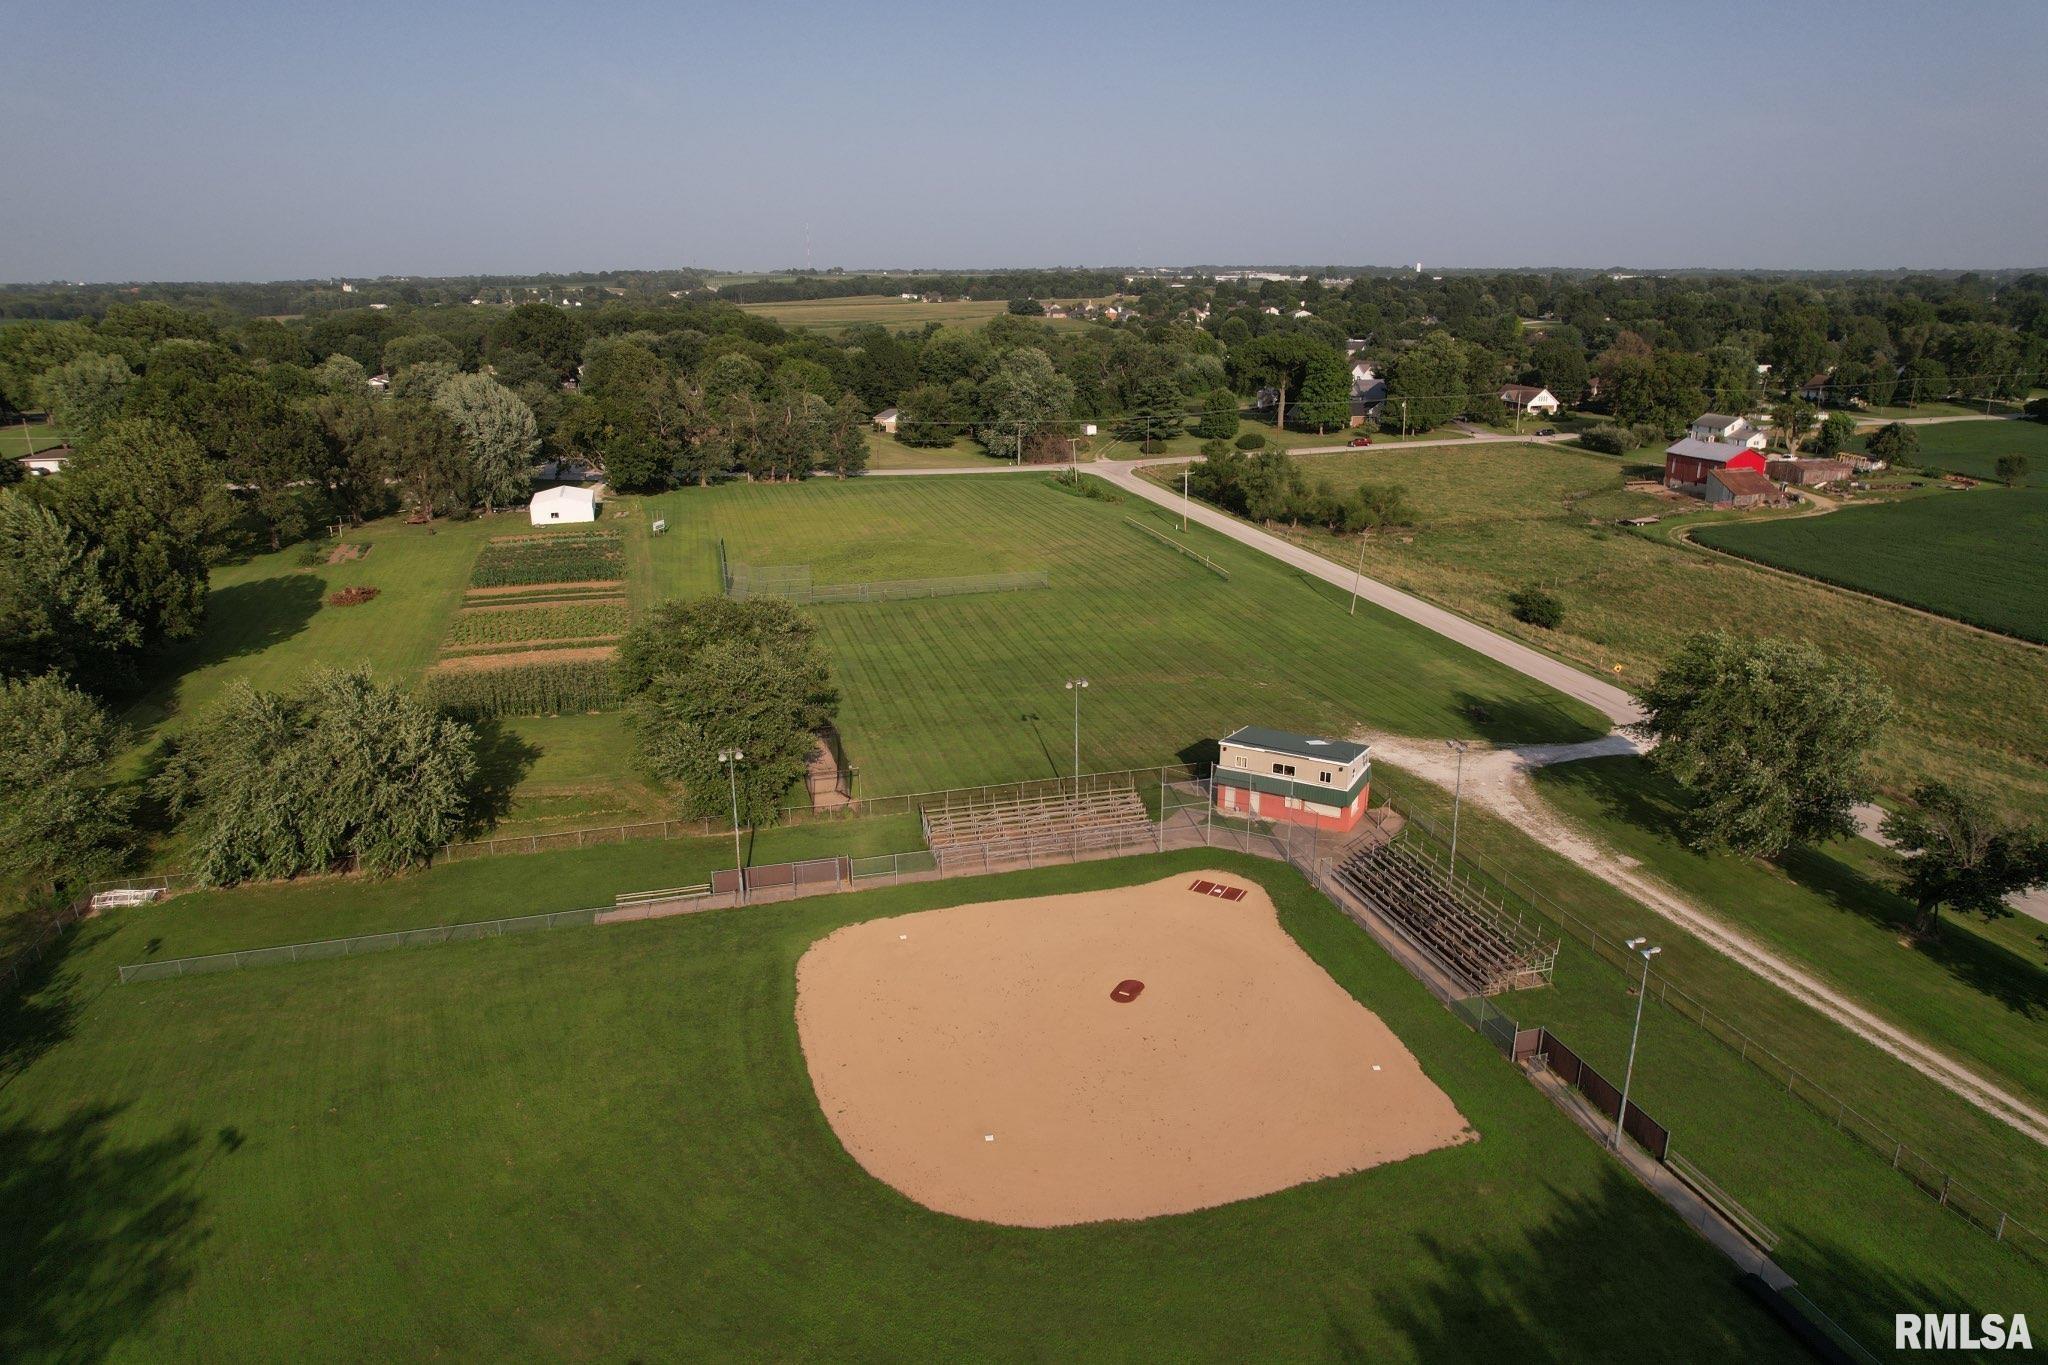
[735,294,1098,334]
[1194,442,2048,820]
[1693,487,2048,643]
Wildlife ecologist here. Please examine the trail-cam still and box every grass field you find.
[1854,415,2048,485]
[1693,487,2048,643]
[1199,441,2048,821]
[630,475,1609,793]
[1530,756,2048,1113]
[5,420,69,456]
[0,852,1802,1360]
[863,430,1003,469]
[736,295,1099,334]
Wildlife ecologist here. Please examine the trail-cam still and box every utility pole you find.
[1401,398,1409,438]
[1445,739,1468,885]
[719,749,746,903]
[1348,534,1367,616]
[1614,939,1662,1150]
[1182,467,1190,532]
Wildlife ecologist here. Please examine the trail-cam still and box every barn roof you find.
[1664,438,1759,465]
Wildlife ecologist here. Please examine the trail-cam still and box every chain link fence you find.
[116,907,599,983]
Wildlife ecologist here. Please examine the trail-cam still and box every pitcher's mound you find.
[795,870,1474,1226]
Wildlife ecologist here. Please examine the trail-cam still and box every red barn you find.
[1664,437,1768,496]
[1213,726,1372,833]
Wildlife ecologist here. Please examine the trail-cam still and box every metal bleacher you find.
[921,783,1157,870]
[1330,836,1556,996]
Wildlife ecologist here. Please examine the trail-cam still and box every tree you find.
[433,373,538,512]
[1385,332,1468,432]
[486,303,584,383]
[615,599,837,826]
[1529,335,1590,405]
[385,400,472,518]
[1632,632,1894,858]
[821,394,870,478]
[312,354,369,394]
[894,384,956,448]
[1508,587,1564,629]
[1995,453,2029,486]
[382,333,461,373]
[1192,387,1240,440]
[1865,421,1917,467]
[0,492,135,682]
[1880,782,2048,939]
[36,352,134,441]
[1006,297,1045,316]
[157,668,477,885]
[53,420,233,649]
[976,348,1074,461]
[207,374,328,550]
[389,360,456,402]
[1291,345,1352,434]
[0,320,104,415]
[1812,411,1856,458]
[0,674,131,895]
[1230,333,1321,432]
[1770,397,1816,456]
[1115,377,1184,446]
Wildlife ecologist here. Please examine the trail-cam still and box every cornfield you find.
[421,657,619,718]
[445,600,628,649]
[470,533,624,588]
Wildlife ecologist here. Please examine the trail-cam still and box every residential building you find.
[1499,384,1561,417]
[872,408,899,435]
[1687,413,1767,449]
[1212,726,1372,834]
[1798,370,1835,403]
[17,445,71,477]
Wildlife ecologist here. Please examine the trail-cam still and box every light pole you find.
[1614,938,1662,1150]
[1347,533,1368,616]
[718,748,745,902]
[1064,678,1089,797]
[1445,739,1468,885]
[1181,467,1190,532]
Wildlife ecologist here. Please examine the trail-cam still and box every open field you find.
[1198,441,2048,820]
[1694,487,2048,643]
[1853,415,2048,485]
[1531,755,2048,1114]
[863,430,1003,469]
[736,294,1098,334]
[0,852,1797,1360]
[632,475,1609,792]
[5,420,68,456]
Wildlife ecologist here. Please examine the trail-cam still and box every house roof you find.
[1801,372,1833,388]
[1500,383,1552,402]
[1665,437,1760,465]
[1352,377,1388,404]
[1221,725,1370,765]
[874,408,898,420]
[1709,468,1777,498]
[1693,412,1744,431]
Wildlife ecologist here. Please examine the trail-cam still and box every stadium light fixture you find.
[1614,941,1663,1151]
[719,748,746,901]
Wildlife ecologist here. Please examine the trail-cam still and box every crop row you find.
[470,533,624,588]
[420,657,620,718]
[444,600,629,649]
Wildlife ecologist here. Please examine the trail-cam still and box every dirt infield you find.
[795,870,1474,1226]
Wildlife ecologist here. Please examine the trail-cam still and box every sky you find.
[3,0,2045,282]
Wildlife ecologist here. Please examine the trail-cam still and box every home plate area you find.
[794,870,1474,1227]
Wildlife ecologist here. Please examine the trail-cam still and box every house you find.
[1350,377,1388,426]
[1704,467,1780,507]
[1687,413,1767,449]
[1261,305,1281,315]
[1350,358,1378,387]
[528,485,597,526]
[17,445,71,477]
[1663,437,1769,495]
[1499,384,1560,417]
[367,373,391,392]
[1290,308,1313,319]
[1212,725,1372,833]
[1798,370,1835,403]
[871,408,899,435]
[1080,423,1098,438]
[1254,386,1281,411]
[1768,457,1853,487]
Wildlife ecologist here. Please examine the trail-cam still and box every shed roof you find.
[530,484,594,509]
[1221,725,1370,765]
[1709,468,1777,498]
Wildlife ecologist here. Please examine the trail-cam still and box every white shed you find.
[529,485,597,526]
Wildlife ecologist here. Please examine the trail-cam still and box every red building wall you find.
[1214,780,1370,832]
[1667,449,1767,486]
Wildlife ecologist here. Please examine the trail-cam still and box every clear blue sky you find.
[3,0,2044,281]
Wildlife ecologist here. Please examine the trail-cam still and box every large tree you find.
[0,674,131,896]
[1632,631,1894,858]
[1865,421,1918,466]
[35,352,134,441]
[433,373,539,512]
[157,669,477,884]
[1880,782,2048,939]
[976,348,1074,461]
[615,598,837,827]
[0,492,135,682]
[1384,331,1468,432]
[1192,386,1240,440]
[486,303,584,383]
[1290,345,1352,434]
[1114,377,1184,446]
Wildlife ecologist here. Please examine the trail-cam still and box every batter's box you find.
[1189,879,1247,901]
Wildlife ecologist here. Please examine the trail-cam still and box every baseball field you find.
[0,852,1799,1360]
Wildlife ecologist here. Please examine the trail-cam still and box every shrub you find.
[1995,454,2029,487]
[1234,432,1266,450]
[1199,438,1231,458]
[420,658,618,718]
[1508,587,1565,629]
[1578,427,1629,455]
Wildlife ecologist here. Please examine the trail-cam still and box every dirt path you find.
[1358,732,2048,1145]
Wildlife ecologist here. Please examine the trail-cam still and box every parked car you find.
[1536,427,1556,437]
[1347,435,1373,447]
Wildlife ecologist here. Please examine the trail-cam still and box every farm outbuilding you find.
[872,408,899,435]
[1213,726,1372,833]
[1664,437,1769,496]
[1768,457,1853,487]
[529,485,597,525]
[1704,468,1781,507]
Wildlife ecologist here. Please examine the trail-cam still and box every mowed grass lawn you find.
[1231,442,2048,821]
[1857,415,2048,485]
[630,476,1609,793]
[1530,756,2048,1114]
[1693,486,2048,643]
[0,852,1797,1361]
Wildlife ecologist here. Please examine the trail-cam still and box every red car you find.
[1347,435,1373,447]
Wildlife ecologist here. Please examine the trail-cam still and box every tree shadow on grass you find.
[1451,691,1608,747]
[463,720,544,833]
[0,911,88,1090]
[0,1103,208,1361]
[119,574,327,727]
[1360,1167,1790,1361]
